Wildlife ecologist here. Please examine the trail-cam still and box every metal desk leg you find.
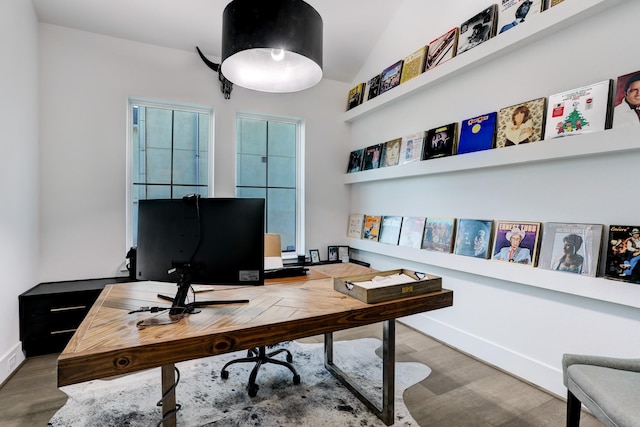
[161,364,177,427]
[324,320,396,426]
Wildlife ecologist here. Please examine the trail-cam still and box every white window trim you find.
[236,112,305,259]
[125,97,215,252]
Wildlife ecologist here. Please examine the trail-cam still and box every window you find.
[127,98,213,247]
[235,115,305,257]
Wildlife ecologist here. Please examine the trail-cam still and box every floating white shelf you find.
[342,0,628,124]
[348,237,640,309]
[344,127,639,184]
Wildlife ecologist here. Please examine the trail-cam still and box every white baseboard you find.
[399,313,565,398]
[0,342,26,386]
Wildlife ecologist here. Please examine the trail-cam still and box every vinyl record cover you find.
[398,217,426,249]
[496,97,546,148]
[423,123,458,160]
[491,221,541,266]
[400,46,427,84]
[426,27,458,70]
[544,80,613,139]
[457,112,497,154]
[604,225,640,284]
[362,144,383,170]
[346,148,364,173]
[400,131,425,165]
[538,223,604,276]
[346,83,366,111]
[378,60,404,95]
[612,70,640,129]
[380,138,402,167]
[362,215,382,241]
[422,217,456,253]
[454,219,493,258]
[366,74,382,101]
[457,5,498,55]
[379,215,403,245]
[497,0,543,35]
[347,214,365,239]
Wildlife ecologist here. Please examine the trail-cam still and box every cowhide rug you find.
[49,338,430,426]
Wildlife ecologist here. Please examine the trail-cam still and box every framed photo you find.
[328,246,339,261]
[338,246,350,261]
[309,249,320,264]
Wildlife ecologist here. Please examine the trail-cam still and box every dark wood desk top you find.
[58,263,452,387]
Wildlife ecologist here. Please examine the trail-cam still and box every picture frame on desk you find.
[338,246,350,262]
[328,246,339,262]
[309,249,320,264]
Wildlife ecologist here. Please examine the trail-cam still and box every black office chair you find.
[221,345,300,396]
[220,234,300,397]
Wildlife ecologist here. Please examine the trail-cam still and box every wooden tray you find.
[333,269,442,303]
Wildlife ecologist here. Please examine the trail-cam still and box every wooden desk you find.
[58,264,453,425]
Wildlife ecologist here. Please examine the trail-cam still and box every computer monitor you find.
[136,196,265,315]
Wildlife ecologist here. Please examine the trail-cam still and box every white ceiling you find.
[32,0,406,84]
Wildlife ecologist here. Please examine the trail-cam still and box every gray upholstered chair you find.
[562,353,640,427]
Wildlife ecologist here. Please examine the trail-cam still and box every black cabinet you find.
[19,277,132,356]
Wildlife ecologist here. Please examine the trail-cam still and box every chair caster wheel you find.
[248,383,259,397]
[286,354,293,363]
[221,370,229,379]
[293,374,301,385]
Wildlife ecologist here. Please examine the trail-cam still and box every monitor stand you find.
[161,266,249,318]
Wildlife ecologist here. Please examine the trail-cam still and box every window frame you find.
[235,112,305,259]
[126,97,215,251]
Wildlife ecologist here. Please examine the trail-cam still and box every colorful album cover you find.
[380,138,402,167]
[400,46,427,84]
[346,148,364,173]
[491,221,541,266]
[427,27,458,70]
[497,0,544,35]
[398,217,426,249]
[457,112,497,154]
[400,131,425,165]
[366,74,382,101]
[347,214,365,239]
[423,123,458,160]
[346,83,365,111]
[362,144,383,170]
[422,217,456,253]
[379,215,403,245]
[496,97,546,148]
[613,70,640,129]
[362,215,382,242]
[538,223,603,276]
[604,225,640,284]
[544,80,613,139]
[378,60,404,95]
[457,5,498,55]
[454,219,493,258]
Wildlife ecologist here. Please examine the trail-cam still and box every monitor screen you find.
[136,197,265,287]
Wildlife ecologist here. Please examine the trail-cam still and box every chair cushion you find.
[567,365,640,427]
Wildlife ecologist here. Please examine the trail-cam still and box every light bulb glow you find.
[271,49,285,61]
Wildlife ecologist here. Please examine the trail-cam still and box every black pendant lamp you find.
[221,0,323,93]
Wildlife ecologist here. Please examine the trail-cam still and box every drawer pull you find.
[50,305,86,312]
[51,328,77,335]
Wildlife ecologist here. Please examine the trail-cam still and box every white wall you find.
[348,0,640,397]
[38,24,351,282]
[0,0,39,383]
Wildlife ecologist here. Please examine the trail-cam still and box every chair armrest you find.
[562,353,640,386]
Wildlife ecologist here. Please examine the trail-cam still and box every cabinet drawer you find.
[22,305,91,338]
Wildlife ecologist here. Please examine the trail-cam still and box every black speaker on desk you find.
[126,247,137,280]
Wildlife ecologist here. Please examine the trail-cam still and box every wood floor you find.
[0,322,603,427]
